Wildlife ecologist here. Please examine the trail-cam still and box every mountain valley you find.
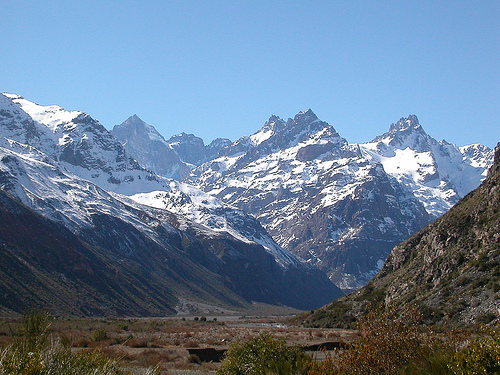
[0,92,495,317]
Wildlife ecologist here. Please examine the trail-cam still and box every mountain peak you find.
[388,115,421,133]
[129,114,143,122]
[122,114,147,126]
[267,113,286,125]
[113,115,166,143]
[368,114,432,153]
[293,109,319,124]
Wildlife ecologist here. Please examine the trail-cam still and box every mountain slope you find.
[0,93,343,315]
[300,142,500,327]
[0,189,180,316]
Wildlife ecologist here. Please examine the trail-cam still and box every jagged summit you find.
[388,114,421,132]
[293,108,319,124]
[267,114,282,123]
[370,114,429,152]
[252,109,341,149]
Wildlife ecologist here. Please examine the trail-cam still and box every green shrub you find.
[449,324,500,375]
[91,328,109,342]
[218,332,310,375]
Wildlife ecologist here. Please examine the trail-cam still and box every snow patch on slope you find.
[7,94,81,133]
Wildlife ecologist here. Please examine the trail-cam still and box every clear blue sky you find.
[2,1,499,148]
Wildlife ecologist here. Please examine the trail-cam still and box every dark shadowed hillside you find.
[299,142,500,328]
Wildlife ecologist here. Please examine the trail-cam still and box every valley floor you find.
[0,314,358,374]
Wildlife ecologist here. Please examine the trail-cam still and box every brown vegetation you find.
[0,314,356,374]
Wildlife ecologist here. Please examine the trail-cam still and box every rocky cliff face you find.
[301,143,500,327]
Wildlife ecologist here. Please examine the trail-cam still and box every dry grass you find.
[0,315,356,374]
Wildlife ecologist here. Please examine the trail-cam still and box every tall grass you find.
[0,311,159,375]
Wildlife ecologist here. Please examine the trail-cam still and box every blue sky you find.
[2,1,499,147]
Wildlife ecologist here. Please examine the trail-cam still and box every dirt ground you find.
[0,314,358,374]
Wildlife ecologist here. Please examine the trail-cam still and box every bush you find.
[306,305,456,375]
[449,324,500,375]
[91,328,109,342]
[218,332,310,375]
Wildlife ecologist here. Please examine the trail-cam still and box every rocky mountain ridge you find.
[0,92,493,317]
[179,111,491,290]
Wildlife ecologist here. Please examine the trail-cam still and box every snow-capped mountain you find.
[360,115,493,218]
[112,115,231,180]
[108,108,493,291]
[0,93,342,315]
[112,114,192,180]
[186,111,433,290]
[2,92,492,306]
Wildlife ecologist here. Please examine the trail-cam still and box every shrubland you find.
[0,309,498,374]
[218,306,499,375]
